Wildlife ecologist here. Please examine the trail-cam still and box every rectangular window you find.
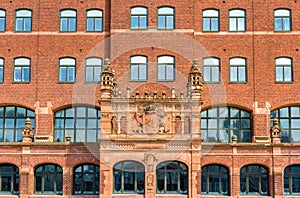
[158,7,174,30]
[85,58,102,83]
[59,58,76,83]
[60,10,77,32]
[229,9,246,32]
[15,10,32,32]
[274,9,291,32]
[131,7,148,30]
[86,10,103,32]
[275,57,292,82]
[203,57,220,83]
[202,10,219,32]
[229,58,247,82]
[130,56,147,81]
[13,58,30,83]
[0,10,5,32]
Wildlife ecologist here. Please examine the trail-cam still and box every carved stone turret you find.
[100,58,116,99]
[188,59,203,99]
[22,118,33,143]
[271,118,281,143]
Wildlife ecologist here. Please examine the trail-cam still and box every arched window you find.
[74,164,99,195]
[240,165,268,195]
[271,106,300,142]
[59,57,76,83]
[284,165,300,195]
[0,58,4,83]
[34,164,62,195]
[131,7,147,30]
[156,161,188,194]
[113,161,145,194]
[0,164,19,194]
[201,164,229,195]
[229,57,247,82]
[201,106,251,142]
[229,9,246,32]
[203,57,220,83]
[85,57,102,83]
[15,9,32,32]
[202,9,219,32]
[54,106,100,142]
[157,7,174,30]
[14,57,31,83]
[175,116,181,134]
[0,106,34,142]
[86,9,103,32]
[130,56,147,81]
[157,56,175,81]
[0,10,6,32]
[274,9,291,32]
[60,9,77,32]
[275,57,292,82]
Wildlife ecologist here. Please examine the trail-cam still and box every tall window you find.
[201,107,251,142]
[284,165,300,195]
[156,161,188,194]
[15,9,32,32]
[157,7,174,30]
[35,164,62,195]
[202,165,229,195]
[202,9,219,32]
[274,9,291,32]
[114,161,145,194]
[13,57,30,83]
[229,9,246,32]
[130,56,147,81]
[240,165,268,195]
[85,57,102,83]
[275,57,292,82]
[203,57,220,83]
[54,106,100,142]
[60,9,76,32]
[0,164,19,194]
[157,56,175,81]
[271,106,300,142]
[229,57,247,82]
[59,57,76,83]
[0,10,6,32]
[0,106,35,142]
[86,9,103,32]
[0,58,3,83]
[74,164,99,195]
[131,7,147,30]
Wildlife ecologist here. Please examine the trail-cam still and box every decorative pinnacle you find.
[273,118,279,126]
[104,58,110,67]
[193,58,199,66]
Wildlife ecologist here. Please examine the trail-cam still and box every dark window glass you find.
[54,106,100,142]
[201,107,251,142]
[271,106,300,142]
[86,9,103,32]
[0,58,3,83]
[0,164,19,194]
[74,164,99,195]
[113,161,145,194]
[202,165,229,195]
[156,161,188,194]
[34,164,62,195]
[240,165,268,195]
[0,106,34,142]
[284,165,300,195]
[60,10,76,32]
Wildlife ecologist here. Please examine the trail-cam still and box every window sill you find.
[12,81,30,84]
[57,82,75,84]
[229,81,248,84]
[275,81,293,84]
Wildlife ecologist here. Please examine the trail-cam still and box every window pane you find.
[15,19,23,31]
[283,18,290,31]
[203,18,210,31]
[166,65,174,80]
[238,18,245,31]
[69,18,76,31]
[130,64,138,80]
[24,18,31,31]
[284,67,292,81]
[87,18,94,31]
[211,18,219,31]
[139,64,147,80]
[230,67,237,81]
[229,18,236,31]
[140,16,147,28]
[274,18,282,31]
[0,18,5,31]
[166,16,174,29]
[239,67,246,81]
[276,67,283,81]
[60,18,67,31]
[131,16,138,29]
[158,16,165,29]
[23,67,30,81]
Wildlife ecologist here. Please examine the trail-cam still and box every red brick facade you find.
[0,0,299,197]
